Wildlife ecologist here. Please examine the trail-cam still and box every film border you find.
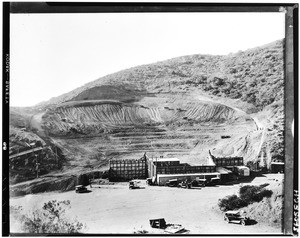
[2,2,298,236]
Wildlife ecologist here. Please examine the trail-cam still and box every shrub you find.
[218,195,247,211]
[12,200,84,234]
[218,185,274,211]
[240,186,261,202]
[239,185,273,203]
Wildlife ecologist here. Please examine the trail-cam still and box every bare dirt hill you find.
[9,39,284,194]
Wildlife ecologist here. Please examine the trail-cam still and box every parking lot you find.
[10,175,283,234]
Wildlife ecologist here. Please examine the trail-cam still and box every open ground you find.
[10,174,283,234]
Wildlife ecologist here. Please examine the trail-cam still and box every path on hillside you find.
[194,93,260,131]
[193,92,266,161]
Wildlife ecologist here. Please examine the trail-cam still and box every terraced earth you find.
[9,39,284,195]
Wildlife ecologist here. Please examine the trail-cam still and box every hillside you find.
[10,39,284,194]
[41,40,284,112]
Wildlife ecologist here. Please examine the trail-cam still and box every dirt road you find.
[10,175,282,235]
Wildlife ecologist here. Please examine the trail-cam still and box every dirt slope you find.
[10,39,284,193]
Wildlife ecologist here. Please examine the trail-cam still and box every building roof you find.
[271,162,284,165]
[216,167,232,174]
[235,166,250,170]
[152,158,180,162]
[157,172,220,178]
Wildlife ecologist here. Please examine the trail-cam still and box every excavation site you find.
[9,39,285,234]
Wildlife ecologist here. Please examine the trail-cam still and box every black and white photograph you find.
[3,2,297,235]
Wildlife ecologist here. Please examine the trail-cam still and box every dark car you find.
[129,180,140,189]
[166,179,179,187]
[179,179,206,189]
[75,185,88,193]
[224,210,250,226]
[178,180,191,189]
[206,177,220,186]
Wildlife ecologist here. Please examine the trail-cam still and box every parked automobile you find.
[178,180,191,189]
[166,179,179,187]
[147,178,154,185]
[75,185,88,193]
[192,179,207,187]
[206,177,220,186]
[179,179,206,189]
[129,180,140,189]
[224,210,250,225]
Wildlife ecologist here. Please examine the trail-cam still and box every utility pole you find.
[34,154,40,178]
[36,162,40,178]
[55,146,58,165]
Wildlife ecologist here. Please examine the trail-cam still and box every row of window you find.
[215,161,243,166]
[157,169,215,174]
[110,161,145,164]
[110,163,146,166]
[115,173,146,177]
[111,166,146,170]
[156,166,215,171]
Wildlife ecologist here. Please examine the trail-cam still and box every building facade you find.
[147,157,218,184]
[209,150,243,168]
[109,156,147,181]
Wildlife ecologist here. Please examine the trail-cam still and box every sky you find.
[10,12,285,107]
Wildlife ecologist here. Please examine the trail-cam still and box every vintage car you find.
[75,185,88,193]
[178,179,206,189]
[206,176,220,186]
[166,179,179,187]
[224,210,250,225]
[129,180,141,189]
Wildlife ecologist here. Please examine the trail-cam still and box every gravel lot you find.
[10,174,283,235]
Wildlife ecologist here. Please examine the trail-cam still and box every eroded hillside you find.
[10,39,284,194]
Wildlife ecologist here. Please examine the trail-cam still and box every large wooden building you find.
[109,151,248,183]
[147,157,219,185]
[109,156,147,181]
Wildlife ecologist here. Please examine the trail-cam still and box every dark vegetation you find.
[10,200,84,234]
[218,184,273,211]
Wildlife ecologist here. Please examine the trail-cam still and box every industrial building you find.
[147,157,220,185]
[108,150,250,184]
[156,172,221,186]
[109,155,147,181]
[208,150,250,178]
